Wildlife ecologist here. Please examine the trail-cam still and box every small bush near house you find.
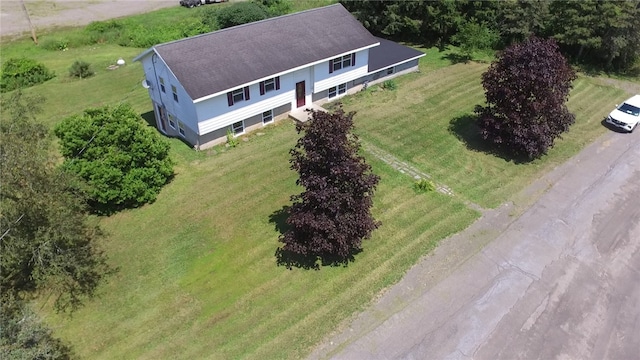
[0,58,55,93]
[226,129,239,148]
[69,60,95,79]
[382,79,397,90]
[413,178,436,193]
[54,103,174,214]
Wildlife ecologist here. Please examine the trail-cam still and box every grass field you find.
[1,4,635,359]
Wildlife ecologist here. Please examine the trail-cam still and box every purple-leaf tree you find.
[475,36,577,159]
[280,109,380,267]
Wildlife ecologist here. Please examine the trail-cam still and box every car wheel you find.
[631,123,637,133]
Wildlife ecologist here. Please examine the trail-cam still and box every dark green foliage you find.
[215,2,269,29]
[344,0,640,72]
[0,58,55,92]
[476,37,577,159]
[69,60,94,78]
[500,0,550,45]
[54,103,174,214]
[279,109,380,267]
[253,0,292,16]
[0,91,111,312]
[1,297,72,360]
[550,0,640,70]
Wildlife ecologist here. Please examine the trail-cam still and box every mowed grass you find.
[341,59,630,208]
[2,11,633,359]
[41,119,478,359]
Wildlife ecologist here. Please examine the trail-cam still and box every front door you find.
[295,81,306,108]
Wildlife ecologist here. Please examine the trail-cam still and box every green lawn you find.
[1,7,634,360]
[340,58,630,208]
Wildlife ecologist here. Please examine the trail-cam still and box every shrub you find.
[0,58,55,92]
[54,103,174,214]
[69,60,94,79]
[413,178,436,193]
[226,129,239,148]
[382,79,397,90]
[216,2,269,29]
[85,20,124,43]
[40,38,69,51]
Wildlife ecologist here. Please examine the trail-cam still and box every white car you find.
[606,95,640,132]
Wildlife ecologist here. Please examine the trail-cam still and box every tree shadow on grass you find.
[448,113,533,164]
[442,52,472,65]
[269,205,360,270]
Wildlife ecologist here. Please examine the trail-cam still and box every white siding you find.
[196,74,295,135]
[140,53,198,133]
[313,49,369,93]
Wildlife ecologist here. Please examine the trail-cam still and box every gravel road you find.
[309,124,640,359]
[0,0,176,38]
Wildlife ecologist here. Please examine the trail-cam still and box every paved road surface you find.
[310,127,640,359]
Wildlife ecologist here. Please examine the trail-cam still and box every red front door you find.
[295,81,305,108]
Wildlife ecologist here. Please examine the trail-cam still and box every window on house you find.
[262,110,273,124]
[260,77,280,95]
[338,83,347,95]
[329,53,356,73]
[328,83,347,99]
[228,86,250,106]
[159,77,166,93]
[168,114,176,129]
[171,85,178,102]
[386,67,394,75]
[178,121,185,137]
[232,121,244,135]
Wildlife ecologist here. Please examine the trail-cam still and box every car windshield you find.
[618,103,640,116]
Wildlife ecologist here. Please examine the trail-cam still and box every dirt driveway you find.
[0,0,176,39]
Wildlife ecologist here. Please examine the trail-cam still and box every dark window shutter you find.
[351,53,356,67]
[260,81,265,95]
[227,92,233,106]
[329,60,333,74]
[244,86,250,101]
[275,76,280,90]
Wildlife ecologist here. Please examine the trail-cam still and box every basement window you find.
[262,110,273,124]
[232,120,244,136]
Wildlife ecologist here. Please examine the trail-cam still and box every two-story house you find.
[133,3,424,150]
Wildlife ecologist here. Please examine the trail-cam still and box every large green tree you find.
[54,103,174,214]
[1,91,110,312]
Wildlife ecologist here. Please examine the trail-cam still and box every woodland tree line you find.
[342,0,640,72]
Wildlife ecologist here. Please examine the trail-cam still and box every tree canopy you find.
[475,37,577,159]
[342,0,640,72]
[1,91,111,312]
[278,109,380,267]
[54,103,174,214]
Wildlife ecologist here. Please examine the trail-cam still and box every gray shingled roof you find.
[151,4,378,101]
[368,37,425,73]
